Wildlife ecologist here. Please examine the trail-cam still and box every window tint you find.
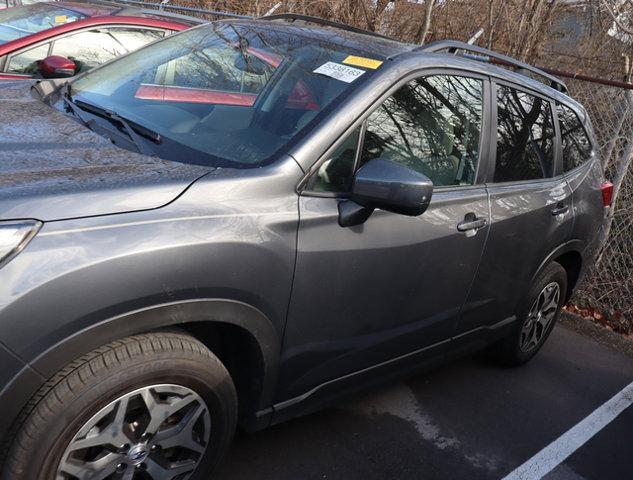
[557,103,592,171]
[495,86,555,182]
[6,42,49,74]
[308,127,361,193]
[52,30,126,73]
[360,75,483,187]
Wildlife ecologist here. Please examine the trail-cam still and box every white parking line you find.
[502,380,633,480]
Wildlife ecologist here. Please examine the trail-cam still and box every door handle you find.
[551,203,569,216]
[457,214,487,232]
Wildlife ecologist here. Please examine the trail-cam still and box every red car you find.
[0,0,200,80]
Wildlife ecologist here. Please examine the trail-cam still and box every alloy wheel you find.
[56,384,211,480]
[520,282,561,353]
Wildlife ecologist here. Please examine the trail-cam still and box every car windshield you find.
[67,22,381,168]
[0,3,86,43]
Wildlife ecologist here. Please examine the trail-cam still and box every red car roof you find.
[0,14,189,56]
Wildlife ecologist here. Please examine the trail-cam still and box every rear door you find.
[455,81,574,342]
[280,72,492,401]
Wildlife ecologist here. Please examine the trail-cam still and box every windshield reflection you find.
[67,23,380,168]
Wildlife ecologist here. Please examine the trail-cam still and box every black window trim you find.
[486,79,562,186]
[298,67,492,198]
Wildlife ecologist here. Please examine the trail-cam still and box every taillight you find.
[601,182,614,207]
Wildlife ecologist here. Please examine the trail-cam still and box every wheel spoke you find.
[155,403,208,454]
[141,387,199,437]
[121,467,135,480]
[145,456,197,479]
[58,453,121,480]
[541,285,560,314]
[68,396,133,453]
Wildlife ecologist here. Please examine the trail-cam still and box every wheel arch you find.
[4,299,279,442]
[533,240,585,303]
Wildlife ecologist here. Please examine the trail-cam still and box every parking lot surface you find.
[217,322,633,480]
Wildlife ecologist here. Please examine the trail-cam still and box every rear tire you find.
[490,262,567,366]
[2,332,237,480]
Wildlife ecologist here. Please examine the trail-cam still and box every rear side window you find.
[557,103,592,172]
[494,85,555,182]
[360,75,484,187]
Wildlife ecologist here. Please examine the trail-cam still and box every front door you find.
[279,73,492,400]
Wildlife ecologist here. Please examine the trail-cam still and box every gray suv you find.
[0,15,610,480]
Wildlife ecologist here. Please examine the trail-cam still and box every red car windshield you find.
[0,3,86,43]
[67,22,383,168]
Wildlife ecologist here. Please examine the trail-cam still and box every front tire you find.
[2,332,237,480]
[490,262,567,366]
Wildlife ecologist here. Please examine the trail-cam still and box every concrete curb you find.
[560,311,633,359]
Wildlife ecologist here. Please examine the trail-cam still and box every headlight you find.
[0,220,42,268]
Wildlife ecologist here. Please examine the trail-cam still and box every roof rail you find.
[418,40,567,93]
[107,0,251,19]
[261,13,395,41]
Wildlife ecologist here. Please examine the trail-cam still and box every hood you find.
[0,82,213,222]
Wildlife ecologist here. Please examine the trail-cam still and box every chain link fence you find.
[563,79,633,334]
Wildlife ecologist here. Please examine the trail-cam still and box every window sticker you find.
[313,62,365,83]
[55,15,68,23]
[343,55,383,69]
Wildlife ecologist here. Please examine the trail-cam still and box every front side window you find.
[557,103,592,172]
[360,75,484,187]
[52,30,127,73]
[6,42,49,74]
[495,85,555,182]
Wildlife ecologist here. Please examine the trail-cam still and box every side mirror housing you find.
[38,55,76,79]
[339,158,433,227]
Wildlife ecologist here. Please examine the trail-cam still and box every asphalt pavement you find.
[216,320,633,480]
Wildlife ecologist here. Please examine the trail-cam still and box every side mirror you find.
[38,55,76,79]
[338,158,433,227]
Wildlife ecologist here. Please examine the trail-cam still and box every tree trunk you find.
[414,0,435,44]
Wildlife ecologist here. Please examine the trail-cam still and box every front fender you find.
[0,299,280,447]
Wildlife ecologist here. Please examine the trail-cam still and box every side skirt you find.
[255,315,516,428]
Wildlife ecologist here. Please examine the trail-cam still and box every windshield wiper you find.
[74,99,160,156]
[61,86,160,156]
[61,84,96,131]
